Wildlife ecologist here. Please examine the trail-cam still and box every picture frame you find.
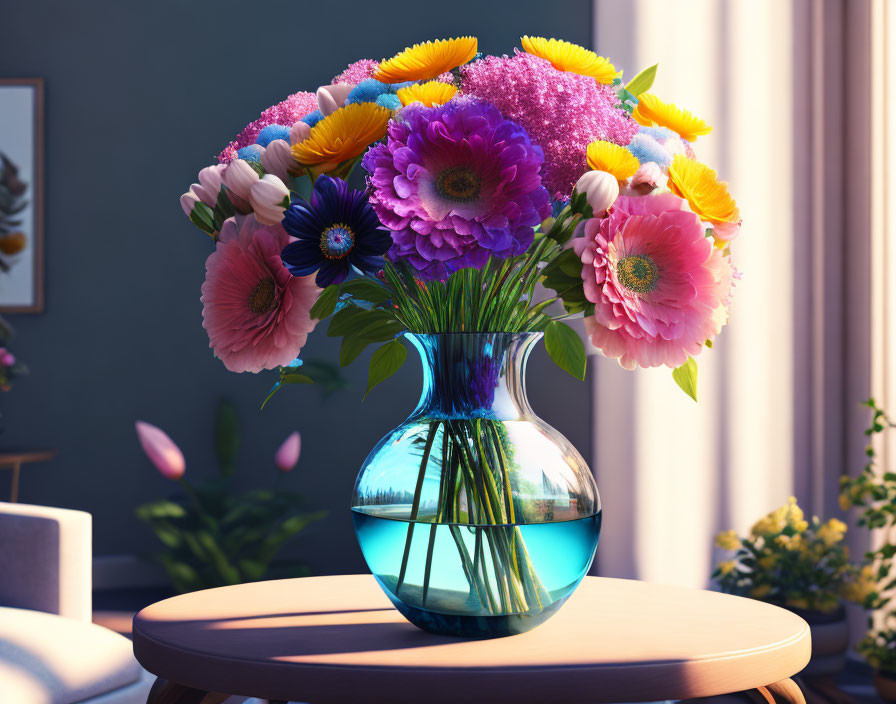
[0,78,44,313]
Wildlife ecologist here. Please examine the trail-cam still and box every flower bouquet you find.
[181,36,741,635]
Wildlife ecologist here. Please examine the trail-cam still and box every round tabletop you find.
[133,575,811,704]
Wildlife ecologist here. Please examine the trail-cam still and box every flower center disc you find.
[617,255,659,293]
[250,278,277,314]
[436,166,481,203]
[320,223,355,259]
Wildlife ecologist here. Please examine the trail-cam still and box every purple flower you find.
[361,99,551,280]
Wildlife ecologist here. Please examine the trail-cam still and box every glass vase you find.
[352,332,601,638]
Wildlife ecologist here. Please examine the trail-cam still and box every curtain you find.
[589,0,892,588]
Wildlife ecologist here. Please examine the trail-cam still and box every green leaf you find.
[214,399,240,477]
[625,63,658,97]
[327,304,374,336]
[340,336,371,367]
[544,321,587,380]
[365,339,407,399]
[212,187,236,231]
[188,201,216,233]
[309,284,339,320]
[672,356,698,401]
[281,373,314,385]
[339,278,392,304]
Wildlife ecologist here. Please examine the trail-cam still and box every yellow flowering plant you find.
[713,497,870,613]
[840,399,896,673]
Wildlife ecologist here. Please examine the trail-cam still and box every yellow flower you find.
[817,518,847,546]
[374,37,478,83]
[751,513,785,538]
[714,530,740,551]
[759,554,778,570]
[291,103,392,168]
[396,81,458,107]
[842,565,876,603]
[520,36,620,84]
[750,584,773,599]
[586,141,640,182]
[775,534,803,551]
[717,560,736,576]
[786,596,810,610]
[668,154,740,226]
[632,93,712,142]
[782,497,807,531]
[839,493,852,511]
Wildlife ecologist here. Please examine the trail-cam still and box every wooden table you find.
[0,449,56,502]
[133,575,811,704]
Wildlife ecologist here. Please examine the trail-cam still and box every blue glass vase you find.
[352,332,601,638]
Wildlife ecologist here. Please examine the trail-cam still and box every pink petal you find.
[136,421,185,480]
[275,431,301,472]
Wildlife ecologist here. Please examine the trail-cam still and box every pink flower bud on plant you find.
[222,159,259,212]
[249,175,290,226]
[180,189,201,218]
[290,121,311,145]
[135,421,186,481]
[275,431,301,472]
[1,352,15,367]
[574,170,619,216]
[631,161,665,193]
[316,84,353,116]
[260,139,299,180]
[193,164,227,206]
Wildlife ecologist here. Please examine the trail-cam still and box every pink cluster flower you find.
[217,91,318,163]
[461,51,639,200]
[0,347,15,367]
[332,59,380,85]
[574,194,734,369]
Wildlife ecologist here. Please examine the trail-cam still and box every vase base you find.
[387,590,569,638]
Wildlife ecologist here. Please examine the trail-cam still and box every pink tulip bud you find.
[260,139,299,180]
[290,121,312,145]
[192,164,227,206]
[316,84,353,116]
[711,220,741,241]
[222,158,259,205]
[574,170,619,216]
[275,431,301,473]
[135,421,185,481]
[631,161,665,192]
[249,175,290,226]
[180,189,201,218]
[1,352,15,367]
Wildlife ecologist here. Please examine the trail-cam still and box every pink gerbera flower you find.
[201,215,320,373]
[574,194,733,369]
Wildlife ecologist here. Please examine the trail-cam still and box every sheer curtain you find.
[589,0,893,588]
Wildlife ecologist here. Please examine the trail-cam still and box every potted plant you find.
[714,497,871,677]
[840,399,896,701]
[135,400,325,593]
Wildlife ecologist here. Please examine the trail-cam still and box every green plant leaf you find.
[672,356,698,401]
[545,321,587,380]
[365,339,407,399]
[339,278,392,304]
[340,336,370,367]
[309,284,339,320]
[212,187,236,231]
[188,201,216,233]
[626,63,658,97]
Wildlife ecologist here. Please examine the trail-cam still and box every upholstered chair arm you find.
[0,502,91,622]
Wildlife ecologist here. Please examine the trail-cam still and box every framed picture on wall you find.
[0,78,44,313]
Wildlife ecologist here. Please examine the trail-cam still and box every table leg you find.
[9,461,21,502]
[146,677,238,704]
[680,678,806,704]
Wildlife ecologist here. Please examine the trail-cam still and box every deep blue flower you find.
[255,124,291,147]
[280,176,391,287]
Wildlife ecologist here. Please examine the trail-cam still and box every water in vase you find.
[353,507,601,637]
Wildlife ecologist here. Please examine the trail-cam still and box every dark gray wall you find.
[0,0,593,576]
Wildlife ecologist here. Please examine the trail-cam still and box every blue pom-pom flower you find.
[256,124,291,147]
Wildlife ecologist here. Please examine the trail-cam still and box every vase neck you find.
[405,332,541,421]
